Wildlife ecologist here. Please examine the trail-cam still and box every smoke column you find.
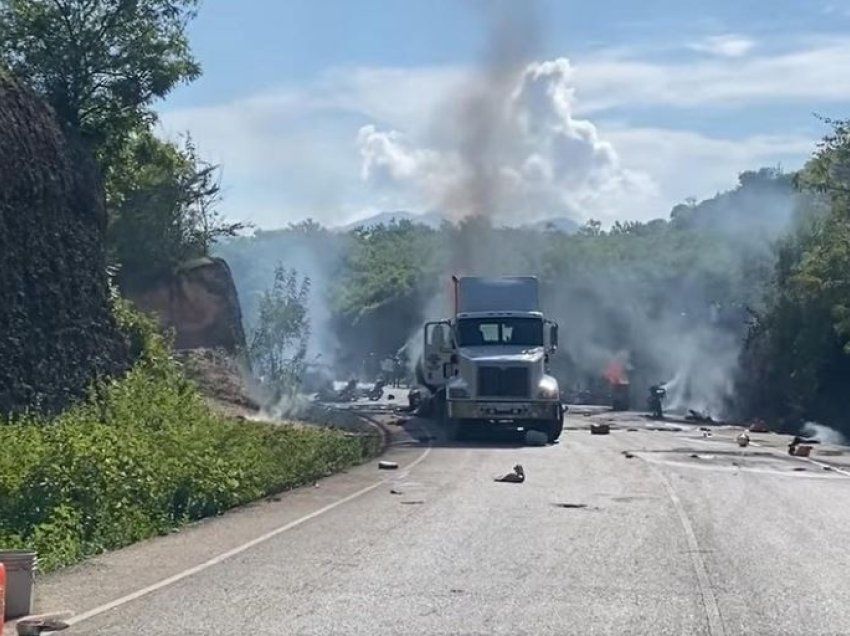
[436,1,542,274]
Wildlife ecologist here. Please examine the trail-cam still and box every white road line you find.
[751,440,850,478]
[804,457,850,477]
[65,446,432,627]
[649,464,727,636]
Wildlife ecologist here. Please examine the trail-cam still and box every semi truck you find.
[419,276,564,442]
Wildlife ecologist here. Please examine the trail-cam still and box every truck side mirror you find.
[549,323,559,351]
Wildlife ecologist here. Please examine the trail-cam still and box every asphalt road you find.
[28,408,850,635]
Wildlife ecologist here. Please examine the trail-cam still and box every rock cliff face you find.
[0,72,128,416]
[127,257,246,352]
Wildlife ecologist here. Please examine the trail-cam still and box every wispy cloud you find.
[158,35,837,228]
[575,36,850,111]
[687,34,756,58]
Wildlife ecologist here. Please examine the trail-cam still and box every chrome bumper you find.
[447,400,561,421]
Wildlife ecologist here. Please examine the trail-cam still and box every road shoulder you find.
[3,416,426,635]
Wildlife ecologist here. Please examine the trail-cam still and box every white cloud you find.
[605,127,812,217]
[687,34,756,58]
[574,37,850,111]
[158,36,841,228]
[355,58,658,224]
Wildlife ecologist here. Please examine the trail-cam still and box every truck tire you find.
[434,389,461,441]
[547,414,564,443]
[538,406,564,443]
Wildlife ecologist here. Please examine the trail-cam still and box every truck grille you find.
[477,366,529,398]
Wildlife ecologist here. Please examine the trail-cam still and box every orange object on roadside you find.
[0,561,6,632]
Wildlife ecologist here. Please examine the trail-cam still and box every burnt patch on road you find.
[610,495,659,503]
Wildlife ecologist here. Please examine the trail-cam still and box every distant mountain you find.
[528,217,580,234]
[338,210,444,231]
[337,211,580,234]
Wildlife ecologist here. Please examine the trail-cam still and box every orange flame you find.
[604,360,628,385]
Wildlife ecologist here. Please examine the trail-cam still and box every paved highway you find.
[26,408,850,635]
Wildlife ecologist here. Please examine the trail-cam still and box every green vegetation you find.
[743,119,850,427]
[0,0,244,290]
[0,304,378,572]
[249,266,312,404]
[220,144,850,433]
[107,130,246,288]
[0,0,199,162]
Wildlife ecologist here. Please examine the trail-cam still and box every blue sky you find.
[159,0,850,228]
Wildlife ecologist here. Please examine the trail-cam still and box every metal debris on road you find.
[687,409,715,423]
[552,503,588,509]
[793,467,807,472]
[623,451,635,459]
[390,489,403,495]
[790,445,813,458]
[16,613,72,635]
[749,419,770,433]
[737,432,750,447]
[378,460,399,470]
[495,464,525,483]
[590,423,610,435]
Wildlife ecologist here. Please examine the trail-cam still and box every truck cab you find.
[422,277,564,442]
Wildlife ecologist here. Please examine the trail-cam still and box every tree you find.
[577,219,602,237]
[248,267,311,404]
[179,133,247,256]
[741,119,850,428]
[107,130,245,288]
[0,0,200,162]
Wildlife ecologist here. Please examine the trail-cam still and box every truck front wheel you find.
[547,415,564,443]
[537,408,563,443]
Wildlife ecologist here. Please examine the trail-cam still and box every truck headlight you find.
[537,377,559,399]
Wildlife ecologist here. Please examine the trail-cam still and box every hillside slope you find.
[0,72,127,415]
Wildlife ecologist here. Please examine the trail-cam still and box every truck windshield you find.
[457,318,543,347]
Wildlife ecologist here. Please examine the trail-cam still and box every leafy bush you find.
[248,266,311,406]
[0,304,378,572]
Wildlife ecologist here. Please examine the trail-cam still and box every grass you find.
[0,302,379,572]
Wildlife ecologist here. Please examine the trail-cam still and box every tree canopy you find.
[0,0,246,289]
[0,0,199,161]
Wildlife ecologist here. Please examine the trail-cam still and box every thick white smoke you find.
[801,421,847,446]
[357,58,655,225]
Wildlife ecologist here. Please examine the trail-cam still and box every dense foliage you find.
[0,303,378,572]
[249,266,312,404]
[0,0,199,162]
[222,170,790,362]
[743,120,850,428]
[107,131,246,288]
[0,0,243,290]
[219,157,850,431]
[0,69,128,416]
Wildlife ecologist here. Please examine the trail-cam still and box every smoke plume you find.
[356,6,651,237]
[801,421,847,446]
